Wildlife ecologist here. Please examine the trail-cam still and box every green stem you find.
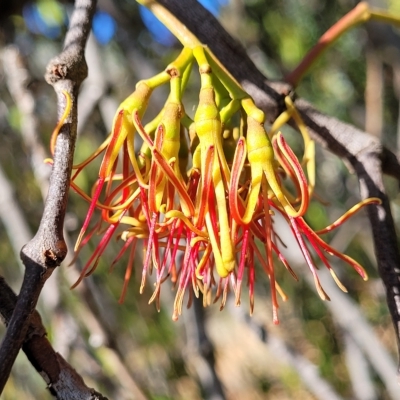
[286,2,400,86]
[211,72,230,108]
[220,99,241,123]
[286,2,371,86]
[167,46,194,75]
[144,71,171,89]
[180,59,194,93]
[170,76,182,103]
[241,98,265,123]
[370,10,400,27]
[136,0,202,47]
[138,1,249,102]
[204,48,248,100]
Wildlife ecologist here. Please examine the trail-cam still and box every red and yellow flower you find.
[66,46,380,323]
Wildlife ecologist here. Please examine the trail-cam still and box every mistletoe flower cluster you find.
[66,46,379,323]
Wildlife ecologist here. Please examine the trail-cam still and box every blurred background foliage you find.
[0,0,400,399]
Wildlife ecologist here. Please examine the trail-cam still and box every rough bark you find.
[0,0,99,395]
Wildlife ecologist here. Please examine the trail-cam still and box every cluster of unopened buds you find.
[55,46,379,323]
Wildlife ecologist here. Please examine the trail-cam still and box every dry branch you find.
[0,0,98,394]
[0,277,108,400]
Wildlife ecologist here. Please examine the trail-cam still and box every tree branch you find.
[0,0,97,393]
[0,277,108,400]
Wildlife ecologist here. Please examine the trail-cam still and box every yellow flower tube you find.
[194,60,235,278]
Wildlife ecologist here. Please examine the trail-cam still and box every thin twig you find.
[0,0,97,393]
[2,40,138,396]
[1,45,61,309]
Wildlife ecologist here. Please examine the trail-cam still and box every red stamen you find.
[133,110,154,147]
[152,148,195,216]
[271,242,298,281]
[235,227,249,306]
[195,146,214,227]
[315,198,381,235]
[141,212,158,293]
[289,216,330,300]
[99,110,124,178]
[300,218,367,280]
[277,133,309,217]
[75,177,105,251]
[118,238,137,303]
[229,137,248,224]
[71,221,120,289]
